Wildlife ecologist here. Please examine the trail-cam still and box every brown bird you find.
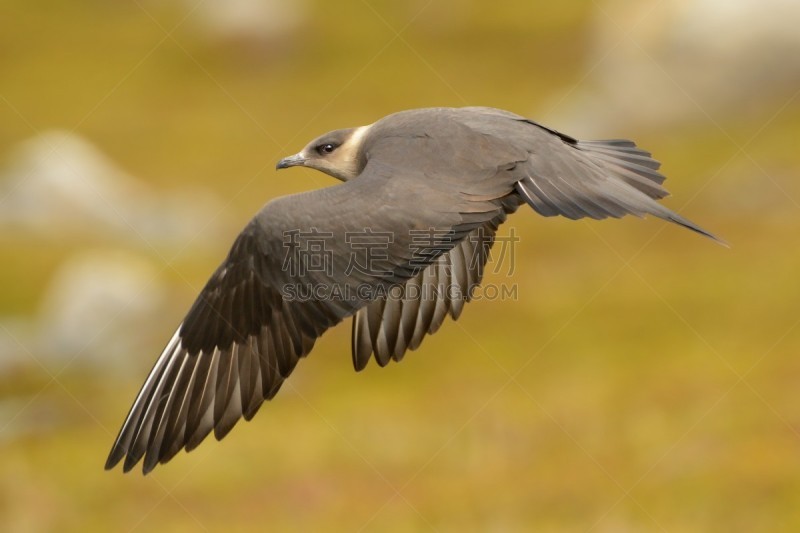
[105,106,721,474]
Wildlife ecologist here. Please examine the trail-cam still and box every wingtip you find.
[141,460,157,475]
[122,453,142,474]
[105,444,156,475]
[104,447,125,472]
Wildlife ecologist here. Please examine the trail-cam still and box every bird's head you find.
[276,125,372,182]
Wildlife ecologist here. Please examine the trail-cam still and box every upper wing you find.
[455,108,721,243]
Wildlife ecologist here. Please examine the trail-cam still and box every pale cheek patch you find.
[348,124,372,148]
[334,123,373,179]
[338,124,373,162]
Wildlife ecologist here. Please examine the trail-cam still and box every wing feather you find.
[351,222,500,368]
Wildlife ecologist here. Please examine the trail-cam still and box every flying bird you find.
[105,106,721,474]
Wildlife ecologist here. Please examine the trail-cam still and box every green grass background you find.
[1,1,799,531]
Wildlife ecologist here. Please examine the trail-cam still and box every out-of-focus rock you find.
[0,250,169,373]
[36,250,167,370]
[549,0,800,134]
[0,130,224,248]
[183,0,308,47]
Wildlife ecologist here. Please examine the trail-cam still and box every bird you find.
[105,106,721,474]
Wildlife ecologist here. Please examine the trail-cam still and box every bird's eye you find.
[317,143,337,155]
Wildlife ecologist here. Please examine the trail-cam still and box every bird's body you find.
[106,106,720,473]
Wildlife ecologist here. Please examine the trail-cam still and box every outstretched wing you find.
[105,221,349,474]
[457,107,722,243]
[516,127,721,242]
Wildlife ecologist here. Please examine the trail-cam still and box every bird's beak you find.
[276,153,307,170]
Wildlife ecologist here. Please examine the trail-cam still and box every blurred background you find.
[1,0,799,530]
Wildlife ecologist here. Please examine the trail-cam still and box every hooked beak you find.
[276,153,307,170]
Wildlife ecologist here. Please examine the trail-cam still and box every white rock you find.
[185,0,308,44]
[548,0,800,133]
[0,249,171,375]
[0,130,224,248]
